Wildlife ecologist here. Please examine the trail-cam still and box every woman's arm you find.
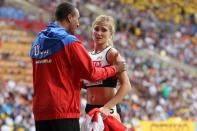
[101,48,132,113]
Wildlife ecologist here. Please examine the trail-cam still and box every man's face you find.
[69,8,80,34]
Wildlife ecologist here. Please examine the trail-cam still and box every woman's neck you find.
[94,43,109,53]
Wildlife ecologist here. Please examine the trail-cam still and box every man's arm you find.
[66,41,124,81]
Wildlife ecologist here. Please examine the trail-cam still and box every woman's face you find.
[92,21,112,45]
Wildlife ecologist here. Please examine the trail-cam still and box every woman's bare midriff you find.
[87,87,116,105]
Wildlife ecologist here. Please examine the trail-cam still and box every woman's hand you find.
[99,106,111,119]
[99,106,121,122]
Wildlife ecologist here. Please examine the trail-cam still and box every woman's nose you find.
[96,30,102,35]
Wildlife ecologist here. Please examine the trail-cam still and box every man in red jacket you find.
[29,2,126,131]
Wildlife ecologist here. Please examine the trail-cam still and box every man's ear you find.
[67,14,72,23]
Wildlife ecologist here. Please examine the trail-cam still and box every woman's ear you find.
[110,31,114,37]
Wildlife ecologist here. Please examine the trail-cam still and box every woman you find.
[83,15,132,121]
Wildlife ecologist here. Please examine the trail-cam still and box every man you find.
[29,2,125,131]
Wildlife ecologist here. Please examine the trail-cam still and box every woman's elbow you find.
[126,83,132,92]
[121,83,132,93]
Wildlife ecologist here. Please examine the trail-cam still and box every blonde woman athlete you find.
[83,15,132,121]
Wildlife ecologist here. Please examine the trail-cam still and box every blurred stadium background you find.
[0,0,197,131]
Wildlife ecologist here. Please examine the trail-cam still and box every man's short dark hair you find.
[55,2,76,21]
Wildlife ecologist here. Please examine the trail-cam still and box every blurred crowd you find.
[0,0,197,130]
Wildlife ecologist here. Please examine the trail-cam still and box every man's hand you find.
[113,53,126,73]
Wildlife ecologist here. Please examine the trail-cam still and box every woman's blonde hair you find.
[92,15,116,45]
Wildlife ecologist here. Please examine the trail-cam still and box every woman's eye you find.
[94,27,108,32]
[94,27,99,31]
[101,28,107,32]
